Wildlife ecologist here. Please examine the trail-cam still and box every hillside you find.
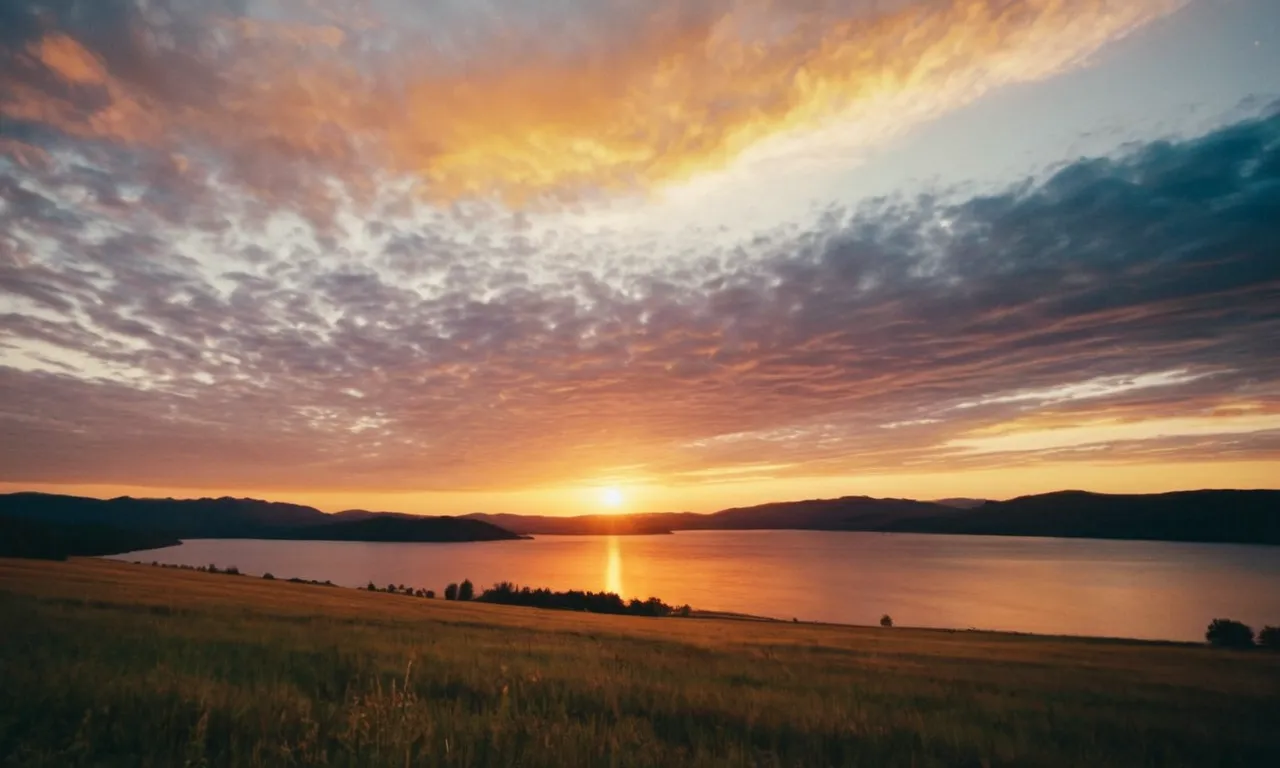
[0,493,520,543]
[1,558,1277,767]
[466,512,682,535]
[266,515,526,543]
[880,490,1280,545]
[471,490,1280,545]
[0,516,179,560]
[6,489,1278,546]
[468,497,950,535]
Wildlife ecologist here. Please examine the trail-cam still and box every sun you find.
[600,487,625,510]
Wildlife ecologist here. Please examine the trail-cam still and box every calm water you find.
[108,531,1280,641]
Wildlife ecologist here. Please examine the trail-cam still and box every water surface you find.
[109,531,1280,641]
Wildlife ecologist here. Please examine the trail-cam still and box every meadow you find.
[1,558,1277,767]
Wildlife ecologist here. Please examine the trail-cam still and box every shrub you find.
[1206,618,1254,648]
[880,614,893,628]
[1259,626,1280,650]
[476,583,682,617]
[678,604,692,618]
[458,579,474,601]
[425,590,435,599]
[225,566,240,576]
[262,573,274,580]
[444,583,459,601]
[366,582,377,592]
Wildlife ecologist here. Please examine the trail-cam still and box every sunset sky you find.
[1,0,1278,516]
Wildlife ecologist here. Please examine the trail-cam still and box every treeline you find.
[1206,619,1280,650]
[139,561,338,587]
[476,581,692,617]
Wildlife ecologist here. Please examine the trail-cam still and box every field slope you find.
[1,558,1277,767]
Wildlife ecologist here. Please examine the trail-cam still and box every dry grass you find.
[1,557,1277,767]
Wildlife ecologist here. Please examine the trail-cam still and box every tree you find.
[1205,618,1254,648]
[880,614,893,628]
[366,582,377,591]
[1258,626,1280,650]
[262,572,274,580]
[444,583,458,601]
[458,579,475,601]
[425,590,435,599]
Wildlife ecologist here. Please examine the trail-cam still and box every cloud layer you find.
[2,0,1181,210]
[3,93,1278,493]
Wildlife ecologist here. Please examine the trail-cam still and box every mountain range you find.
[0,493,523,544]
[1,489,1277,555]
[466,490,1280,545]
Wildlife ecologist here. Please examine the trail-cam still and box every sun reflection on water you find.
[605,536,623,596]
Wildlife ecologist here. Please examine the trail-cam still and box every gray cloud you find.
[2,108,1278,490]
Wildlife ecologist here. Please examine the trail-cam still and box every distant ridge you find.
[0,493,523,543]
[931,498,989,510]
[467,490,1279,545]
[0,515,180,560]
[878,490,1280,545]
[2,489,1276,548]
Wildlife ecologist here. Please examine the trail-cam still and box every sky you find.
[1,0,1278,516]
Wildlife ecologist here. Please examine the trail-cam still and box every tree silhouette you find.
[444,583,458,601]
[880,614,893,628]
[458,579,475,601]
[1205,618,1254,648]
[1258,626,1280,650]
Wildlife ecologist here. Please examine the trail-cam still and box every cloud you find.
[2,107,1278,491]
[2,0,1182,210]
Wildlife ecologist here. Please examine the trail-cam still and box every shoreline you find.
[102,555,1235,647]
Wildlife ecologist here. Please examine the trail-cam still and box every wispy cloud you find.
[2,105,1277,491]
[2,0,1181,209]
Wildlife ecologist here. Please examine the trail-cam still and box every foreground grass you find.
[1,559,1277,767]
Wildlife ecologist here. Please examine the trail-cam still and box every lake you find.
[108,531,1280,642]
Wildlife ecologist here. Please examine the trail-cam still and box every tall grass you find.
[1,558,1278,767]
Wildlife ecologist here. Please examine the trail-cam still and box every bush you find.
[366,582,377,592]
[1259,626,1280,650]
[1206,619,1254,648]
[476,582,681,617]
[225,566,240,576]
[444,583,458,601]
[458,579,474,601]
[262,573,274,580]
[880,614,893,628]
[425,590,435,599]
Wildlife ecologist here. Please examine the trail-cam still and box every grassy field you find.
[1,559,1277,767]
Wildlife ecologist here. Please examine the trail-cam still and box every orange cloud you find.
[35,34,107,85]
[4,0,1182,205]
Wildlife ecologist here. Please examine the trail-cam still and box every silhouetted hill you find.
[467,491,1279,545]
[266,516,525,543]
[878,490,1280,544]
[467,497,948,535]
[465,512,680,535]
[0,492,329,537]
[0,493,520,543]
[932,498,990,510]
[0,516,179,560]
[696,496,951,530]
[6,489,1276,546]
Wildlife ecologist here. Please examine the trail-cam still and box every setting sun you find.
[600,487,625,510]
